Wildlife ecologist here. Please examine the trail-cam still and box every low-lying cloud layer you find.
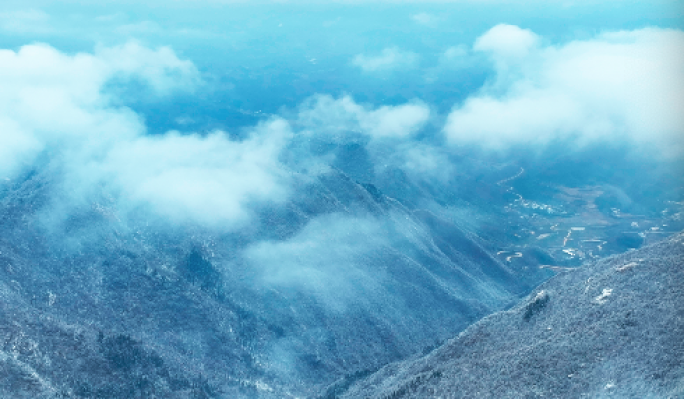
[1,42,292,227]
[0,42,197,176]
[445,25,684,154]
[244,213,389,311]
[297,95,431,140]
[3,24,683,229]
[98,122,292,226]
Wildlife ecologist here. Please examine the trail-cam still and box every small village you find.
[495,179,684,268]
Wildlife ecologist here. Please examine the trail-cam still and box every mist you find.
[0,4,682,397]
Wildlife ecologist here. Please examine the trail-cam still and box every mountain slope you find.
[0,167,547,398]
[334,232,684,399]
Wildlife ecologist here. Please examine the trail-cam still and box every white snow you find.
[594,288,613,304]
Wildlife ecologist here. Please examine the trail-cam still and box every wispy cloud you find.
[383,143,454,182]
[352,47,419,72]
[297,95,430,139]
[440,45,469,63]
[1,42,291,228]
[244,213,389,311]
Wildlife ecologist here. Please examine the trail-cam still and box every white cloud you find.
[0,42,290,228]
[0,40,434,229]
[97,121,292,226]
[394,144,454,181]
[363,103,431,138]
[352,47,419,72]
[244,213,389,311]
[473,24,539,59]
[0,42,150,176]
[294,95,442,182]
[96,42,200,94]
[0,42,199,172]
[297,95,430,139]
[444,26,684,155]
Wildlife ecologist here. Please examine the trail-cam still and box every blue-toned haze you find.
[0,1,682,398]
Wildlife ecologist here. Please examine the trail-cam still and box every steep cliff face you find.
[0,167,543,398]
[335,232,684,399]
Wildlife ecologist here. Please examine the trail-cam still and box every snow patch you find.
[615,262,638,272]
[594,288,613,304]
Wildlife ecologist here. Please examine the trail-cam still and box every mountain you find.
[1,145,680,398]
[331,231,684,399]
[0,166,546,398]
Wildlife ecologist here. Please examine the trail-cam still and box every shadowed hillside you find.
[332,232,684,399]
[0,167,546,398]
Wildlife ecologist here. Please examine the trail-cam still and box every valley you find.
[488,168,684,270]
